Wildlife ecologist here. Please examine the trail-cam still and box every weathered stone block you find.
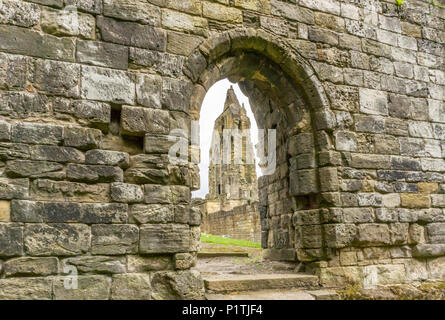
[0,177,29,199]
[324,224,357,248]
[97,16,166,51]
[62,256,126,274]
[6,160,64,179]
[103,0,160,25]
[111,273,152,300]
[0,25,75,61]
[130,48,185,78]
[0,201,10,222]
[111,183,143,203]
[139,224,190,254]
[125,168,169,185]
[85,150,129,168]
[319,167,338,192]
[11,122,63,145]
[0,278,52,300]
[64,127,102,150]
[343,208,374,223]
[67,164,123,183]
[0,223,23,256]
[24,223,90,256]
[0,0,40,28]
[426,223,445,244]
[400,193,431,208]
[3,257,58,277]
[127,255,173,272]
[357,224,391,246]
[41,6,95,39]
[121,106,169,136]
[32,59,80,98]
[413,244,445,258]
[174,253,195,270]
[81,65,135,104]
[136,74,162,109]
[91,224,139,255]
[29,145,85,163]
[53,275,111,300]
[359,88,388,115]
[31,179,110,202]
[130,204,173,224]
[11,200,128,224]
[151,270,204,300]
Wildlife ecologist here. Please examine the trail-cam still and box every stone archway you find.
[181,28,338,267]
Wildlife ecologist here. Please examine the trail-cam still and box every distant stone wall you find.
[201,202,261,243]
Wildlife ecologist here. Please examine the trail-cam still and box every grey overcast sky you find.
[192,79,262,199]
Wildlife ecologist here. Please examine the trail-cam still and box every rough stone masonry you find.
[0,0,444,299]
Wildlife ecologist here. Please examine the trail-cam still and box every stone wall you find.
[0,0,444,298]
[201,202,261,243]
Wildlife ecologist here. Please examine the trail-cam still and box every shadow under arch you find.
[184,28,339,265]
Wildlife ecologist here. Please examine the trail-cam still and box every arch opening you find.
[186,31,336,265]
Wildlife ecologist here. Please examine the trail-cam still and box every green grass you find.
[201,233,261,248]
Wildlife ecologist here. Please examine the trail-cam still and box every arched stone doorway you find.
[180,28,337,269]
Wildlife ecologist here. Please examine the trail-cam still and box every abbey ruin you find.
[199,86,261,242]
[0,0,444,299]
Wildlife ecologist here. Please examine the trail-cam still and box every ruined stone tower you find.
[206,87,259,212]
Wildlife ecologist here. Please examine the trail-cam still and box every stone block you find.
[139,224,190,254]
[343,208,374,223]
[62,256,126,274]
[6,160,64,179]
[0,223,23,256]
[412,244,445,258]
[11,200,128,224]
[91,224,139,255]
[67,164,123,183]
[111,183,144,203]
[357,224,391,246]
[0,201,10,222]
[127,255,173,272]
[3,257,58,277]
[31,179,110,202]
[0,278,52,300]
[77,40,128,69]
[135,74,162,109]
[121,106,169,136]
[426,223,445,244]
[29,145,85,163]
[130,204,174,224]
[97,16,166,51]
[324,224,357,248]
[319,167,338,192]
[427,257,445,280]
[0,25,75,61]
[111,273,152,300]
[53,275,111,300]
[359,88,388,115]
[174,253,195,270]
[86,150,130,168]
[103,0,160,25]
[0,177,29,199]
[11,122,63,145]
[32,59,80,98]
[400,193,431,208]
[24,223,90,256]
[81,65,135,104]
[64,127,102,150]
[151,270,204,300]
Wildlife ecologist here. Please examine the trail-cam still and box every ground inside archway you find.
[193,240,337,300]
